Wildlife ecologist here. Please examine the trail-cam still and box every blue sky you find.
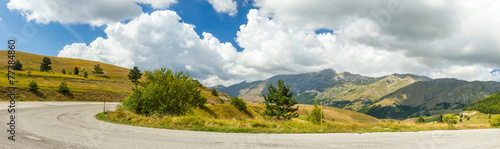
[1,0,500,86]
[1,0,252,56]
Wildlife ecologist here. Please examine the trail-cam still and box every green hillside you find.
[0,50,228,103]
[463,92,500,114]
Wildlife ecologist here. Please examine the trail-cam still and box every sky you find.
[1,0,500,87]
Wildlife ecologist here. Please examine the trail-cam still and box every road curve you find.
[1,102,499,149]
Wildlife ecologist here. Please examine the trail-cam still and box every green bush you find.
[122,68,206,116]
[57,82,70,94]
[211,88,218,96]
[491,116,500,128]
[230,97,247,111]
[307,103,324,124]
[83,71,88,78]
[443,114,458,124]
[28,80,38,92]
[62,68,66,74]
[416,116,425,123]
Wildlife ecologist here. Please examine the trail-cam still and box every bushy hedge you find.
[123,68,206,116]
[230,97,247,111]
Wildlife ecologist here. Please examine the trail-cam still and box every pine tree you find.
[83,71,88,78]
[74,67,79,75]
[263,79,299,120]
[127,66,142,83]
[62,68,66,74]
[29,80,38,92]
[40,57,52,72]
[92,64,104,76]
[437,114,444,123]
[14,60,23,70]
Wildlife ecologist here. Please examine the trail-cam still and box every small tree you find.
[211,88,218,96]
[14,60,23,70]
[28,80,38,92]
[40,57,52,72]
[27,70,32,77]
[74,67,79,75]
[489,114,492,119]
[57,82,70,94]
[467,116,470,121]
[127,66,142,83]
[62,68,66,74]
[230,97,247,111]
[83,71,88,78]
[92,64,105,76]
[308,102,324,124]
[416,116,425,123]
[263,79,299,120]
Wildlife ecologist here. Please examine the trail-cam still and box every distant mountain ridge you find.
[214,69,500,119]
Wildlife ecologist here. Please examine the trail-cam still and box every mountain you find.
[0,50,229,103]
[215,69,500,119]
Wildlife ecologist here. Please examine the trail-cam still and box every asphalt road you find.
[1,102,499,149]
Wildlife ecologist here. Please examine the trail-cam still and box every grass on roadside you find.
[96,104,495,134]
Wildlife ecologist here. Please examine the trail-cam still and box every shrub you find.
[230,97,247,111]
[62,68,66,74]
[308,103,324,124]
[28,80,38,92]
[211,88,218,96]
[57,82,70,94]
[491,116,500,128]
[443,114,458,124]
[416,116,425,123]
[122,68,206,116]
[14,60,22,70]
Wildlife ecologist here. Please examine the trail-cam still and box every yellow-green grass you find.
[0,50,228,103]
[403,111,499,129]
[97,104,490,133]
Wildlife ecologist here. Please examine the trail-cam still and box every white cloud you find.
[59,0,500,87]
[207,0,238,16]
[7,0,177,26]
[58,10,239,86]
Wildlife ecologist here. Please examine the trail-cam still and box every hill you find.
[0,50,228,103]
[215,69,500,119]
[463,92,500,114]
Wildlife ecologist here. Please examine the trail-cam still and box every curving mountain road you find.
[1,102,499,149]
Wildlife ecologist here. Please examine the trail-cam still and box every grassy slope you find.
[100,103,496,133]
[463,92,500,114]
[0,50,227,102]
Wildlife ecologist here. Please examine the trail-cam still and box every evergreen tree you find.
[83,71,88,78]
[62,68,66,74]
[307,102,324,124]
[263,79,299,120]
[127,66,142,83]
[92,64,105,76]
[14,60,23,70]
[74,67,79,75]
[57,82,70,94]
[40,57,52,72]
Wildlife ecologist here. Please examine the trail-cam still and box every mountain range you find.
[214,69,500,119]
